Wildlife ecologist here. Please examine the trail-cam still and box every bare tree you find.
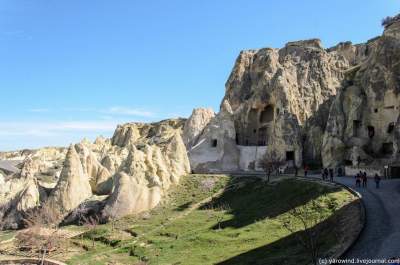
[204,202,231,230]
[258,150,285,182]
[200,178,216,192]
[82,215,99,248]
[17,202,62,264]
[280,196,339,265]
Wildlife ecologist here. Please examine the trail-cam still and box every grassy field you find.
[55,174,360,265]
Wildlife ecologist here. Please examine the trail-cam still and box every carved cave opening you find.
[353,120,362,137]
[367,126,375,138]
[388,122,395,134]
[260,105,274,123]
[286,151,295,161]
[382,142,394,155]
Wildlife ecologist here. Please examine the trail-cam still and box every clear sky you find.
[0,1,399,151]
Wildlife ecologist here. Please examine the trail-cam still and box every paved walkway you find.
[320,176,400,263]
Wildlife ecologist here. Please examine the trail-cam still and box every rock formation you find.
[0,118,191,227]
[47,145,92,214]
[2,14,400,227]
[186,16,400,173]
[323,19,400,169]
[183,108,215,148]
[103,129,190,219]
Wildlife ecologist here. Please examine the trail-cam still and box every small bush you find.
[382,14,400,28]
[129,245,148,261]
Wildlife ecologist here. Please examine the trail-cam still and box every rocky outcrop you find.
[74,143,112,195]
[188,100,240,172]
[323,20,400,167]
[187,37,369,172]
[103,131,190,218]
[47,145,92,214]
[183,108,215,148]
[111,119,186,147]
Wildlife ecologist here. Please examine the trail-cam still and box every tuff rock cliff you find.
[0,119,190,227]
[185,17,400,173]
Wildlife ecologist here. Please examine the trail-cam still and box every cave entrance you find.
[260,105,274,123]
[391,166,400,178]
[353,120,362,137]
[367,126,375,138]
[286,151,295,161]
[382,142,394,155]
[211,139,218,148]
[388,122,395,134]
[247,108,259,146]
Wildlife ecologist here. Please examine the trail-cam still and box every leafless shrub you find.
[258,150,285,182]
[280,197,339,265]
[82,215,99,248]
[17,202,62,263]
[200,178,216,192]
[204,202,231,230]
[382,14,400,28]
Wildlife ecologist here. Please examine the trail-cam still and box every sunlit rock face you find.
[0,157,41,229]
[47,145,93,214]
[323,20,400,168]
[0,118,191,227]
[103,131,190,218]
[183,108,215,149]
[186,37,370,171]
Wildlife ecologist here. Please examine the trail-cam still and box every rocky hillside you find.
[0,119,190,228]
[186,16,400,173]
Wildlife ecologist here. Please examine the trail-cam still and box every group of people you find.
[321,168,335,182]
[355,171,381,189]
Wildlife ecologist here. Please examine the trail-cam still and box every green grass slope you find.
[65,175,360,265]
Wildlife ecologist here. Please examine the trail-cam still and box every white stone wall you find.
[344,166,383,177]
[237,146,267,171]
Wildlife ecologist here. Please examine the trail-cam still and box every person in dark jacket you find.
[304,165,309,177]
[356,174,361,187]
[374,174,381,189]
[323,168,329,181]
[362,172,368,187]
[329,168,334,182]
[337,167,343,177]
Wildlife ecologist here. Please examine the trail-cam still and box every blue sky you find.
[0,1,399,151]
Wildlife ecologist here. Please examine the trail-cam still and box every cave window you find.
[385,105,395,109]
[258,127,267,146]
[388,122,395,134]
[286,151,295,161]
[382,142,394,155]
[211,139,218,148]
[276,108,280,115]
[253,129,257,134]
[235,134,239,145]
[344,160,353,166]
[374,108,378,113]
[367,126,375,138]
[353,120,362,137]
[260,105,274,123]
[348,80,354,86]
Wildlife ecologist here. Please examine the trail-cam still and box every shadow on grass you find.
[200,178,340,230]
[216,199,361,265]
[175,202,192,212]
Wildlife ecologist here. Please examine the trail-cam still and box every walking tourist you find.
[329,168,334,182]
[323,168,329,180]
[356,174,361,187]
[337,167,343,177]
[374,173,381,189]
[362,173,368,187]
